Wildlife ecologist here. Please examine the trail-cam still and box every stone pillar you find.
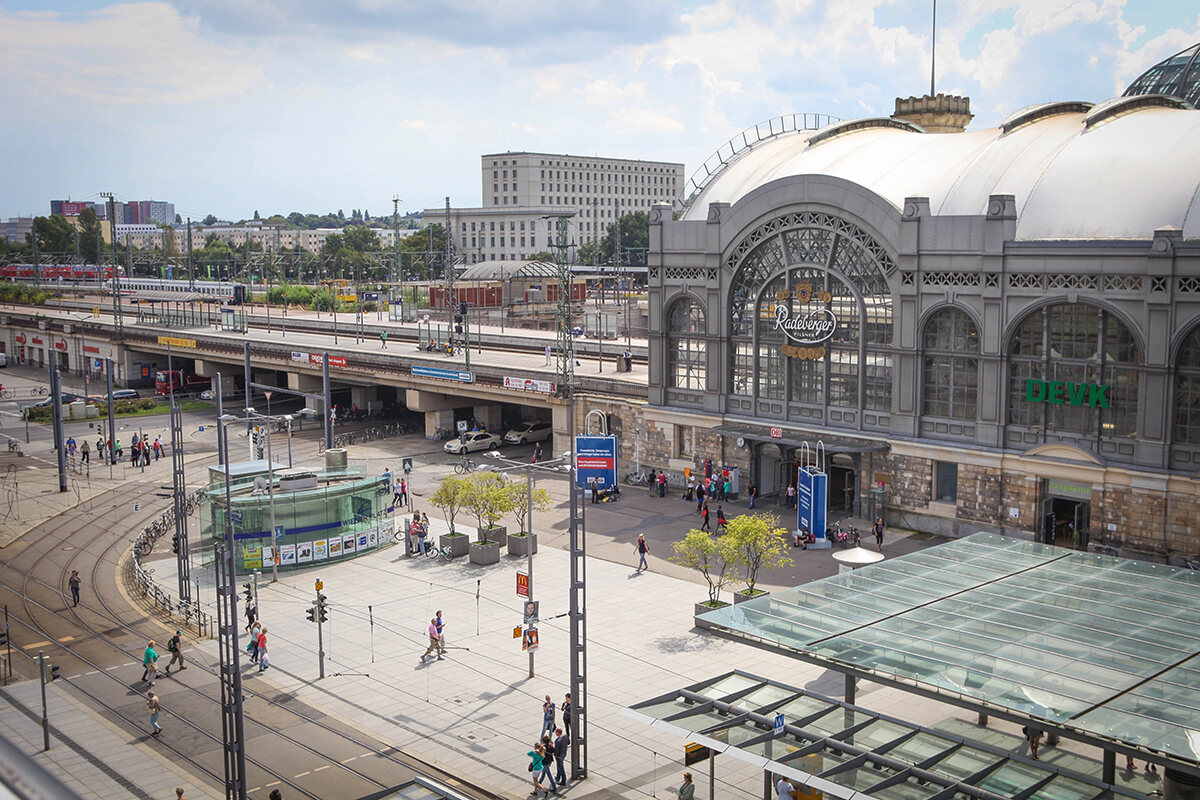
[287,372,323,393]
[351,386,378,411]
[424,409,455,439]
[552,403,570,461]
[473,404,502,433]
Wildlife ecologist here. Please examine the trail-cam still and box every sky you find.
[1,0,1198,222]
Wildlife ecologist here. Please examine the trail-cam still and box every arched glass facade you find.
[667,297,706,390]
[727,213,894,415]
[1007,304,1141,437]
[923,308,980,420]
[1173,326,1200,445]
[1123,42,1200,106]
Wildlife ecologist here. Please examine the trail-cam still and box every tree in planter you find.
[670,529,737,605]
[505,480,552,534]
[462,472,515,542]
[726,513,793,596]
[430,475,472,536]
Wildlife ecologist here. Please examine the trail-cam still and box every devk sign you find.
[797,466,828,541]
[574,435,618,490]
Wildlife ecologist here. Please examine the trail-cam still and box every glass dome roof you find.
[1123,42,1200,106]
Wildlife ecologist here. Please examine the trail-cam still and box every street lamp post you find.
[241,406,295,583]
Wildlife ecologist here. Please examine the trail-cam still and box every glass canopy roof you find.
[698,533,1200,766]
[626,671,1143,800]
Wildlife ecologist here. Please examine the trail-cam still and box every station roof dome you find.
[457,260,559,281]
[1123,42,1200,106]
[680,98,1200,240]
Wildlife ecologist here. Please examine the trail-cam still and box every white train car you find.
[101,278,247,304]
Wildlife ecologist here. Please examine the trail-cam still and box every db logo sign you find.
[769,427,783,439]
[15,333,25,344]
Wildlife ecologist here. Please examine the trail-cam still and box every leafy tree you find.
[506,481,553,534]
[589,211,649,266]
[78,207,103,262]
[463,472,516,541]
[430,475,473,536]
[175,213,182,224]
[342,225,379,252]
[29,215,76,254]
[529,251,554,262]
[202,214,218,225]
[400,224,446,279]
[575,241,601,265]
[253,210,260,220]
[337,209,345,220]
[671,529,737,604]
[726,513,793,594]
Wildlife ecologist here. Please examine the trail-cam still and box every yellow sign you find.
[315,579,324,591]
[243,546,262,570]
[157,335,196,349]
[513,626,522,639]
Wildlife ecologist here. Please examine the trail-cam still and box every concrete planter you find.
[507,532,537,556]
[440,533,470,558]
[734,589,769,604]
[480,525,507,547]
[694,600,731,630]
[469,541,501,565]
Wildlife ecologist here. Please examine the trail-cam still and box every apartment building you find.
[419,206,578,265]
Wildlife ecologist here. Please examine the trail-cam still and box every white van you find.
[0,353,7,368]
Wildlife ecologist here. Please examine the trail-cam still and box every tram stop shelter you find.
[633,534,1200,800]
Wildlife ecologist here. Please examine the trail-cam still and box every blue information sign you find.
[796,467,828,540]
[411,365,474,383]
[574,435,618,490]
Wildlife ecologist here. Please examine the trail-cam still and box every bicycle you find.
[0,389,10,399]
[31,387,48,396]
[454,456,476,475]
[624,470,651,486]
[426,542,456,562]
[1090,543,1119,557]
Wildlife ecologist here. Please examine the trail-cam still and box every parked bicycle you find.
[426,542,456,562]
[624,470,652,486]
[828,520,860,548]
[454,455,476,475]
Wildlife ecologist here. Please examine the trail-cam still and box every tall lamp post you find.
[237,406,309,582]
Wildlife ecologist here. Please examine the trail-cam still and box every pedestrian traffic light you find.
[242,583,253,601]
[43,663,60,682]
[317,593,328,623]
[318,605,328,623]
[459,301,468,316]
[172,533,180,554]
[0,630,7,646]
[306,604,316,623]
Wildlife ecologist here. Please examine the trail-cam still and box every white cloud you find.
[399,119,430,130]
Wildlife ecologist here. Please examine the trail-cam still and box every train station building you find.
[632,50,1200,563]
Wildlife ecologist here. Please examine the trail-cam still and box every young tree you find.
[671,529,737,604]
[726,513,793,594]
[462,472,515,542]
[506,481,553,534]
[202,214,218,225]
[430,475,473,536]
[78,207,103,262]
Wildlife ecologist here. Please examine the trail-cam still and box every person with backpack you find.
[165,630,187,674]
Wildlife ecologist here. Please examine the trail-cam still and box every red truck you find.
[155,370,211,396]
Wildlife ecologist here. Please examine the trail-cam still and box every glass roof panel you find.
[691,672,762,699]
[741,684,802,712]
[977,761,1050,797]
[636,698,699,719]
[868,777,945,800]
[925,746,1003,781]
[1027,774,1105,800]
[887,732,960,766]
[840,720,912,751]
[805,707,876,736]
[742,733,816,760]
[833,763,905,790]
[776,694,836,721]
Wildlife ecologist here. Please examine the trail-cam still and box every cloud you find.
[0,3,267,105]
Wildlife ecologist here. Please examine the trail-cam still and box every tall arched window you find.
[668,297,706,390]
[923,308,980,420]
[726,212,894,416]
[1007,303,1140,437]
[1173,326,1200,444]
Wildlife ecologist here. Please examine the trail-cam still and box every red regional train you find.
[1,263,124,281]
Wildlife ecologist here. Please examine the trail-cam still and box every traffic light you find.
[318,604,328,623]
[0,630,7,646]
[459,301,468,316]
[242,583,253,602]
[172,533,180,554]
[306,604,316,623]
[44,663,60,682]
[317,593,328,623]
[454,314,463,324]
[455,324,463,334]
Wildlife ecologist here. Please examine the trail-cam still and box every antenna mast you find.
[931,0,937,96]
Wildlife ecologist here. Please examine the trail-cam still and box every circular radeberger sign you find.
[774,305,837,345]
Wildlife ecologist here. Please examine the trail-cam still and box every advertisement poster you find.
[342,533,357,554]
[243,546,262,570]
[328,537,343,557]
[574,435,618,489]
[357,532,369,550]
[314,539,328,560]
[797,467,828,540]
[367,528,378,548]
[297,541,313,563]
[279,543,297,565]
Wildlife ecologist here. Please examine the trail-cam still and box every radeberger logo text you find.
[774,305,837,346]
[1024,379,1110,408]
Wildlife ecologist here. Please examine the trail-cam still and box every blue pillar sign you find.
[797,466,828,540]
[575,435,618,489]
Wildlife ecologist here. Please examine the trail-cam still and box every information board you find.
[574,435,618,490]
[797,466,828,539]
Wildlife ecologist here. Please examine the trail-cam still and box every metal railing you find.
[129,488,216,638]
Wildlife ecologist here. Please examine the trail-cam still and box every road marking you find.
[340,757,357,764]
[85,670,98,676]
[265,781,281,788]
[314,765,330,772]
[22,641,53,650]
[56,636,74,643]
[295,771,311,778]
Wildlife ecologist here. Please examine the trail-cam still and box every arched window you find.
[922,308,980,420]
[1007,304,1140,437]
[667,297,706,390]
[1173,326,1200,444]
[726,212,894,415]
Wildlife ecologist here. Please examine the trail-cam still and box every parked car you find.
[503,421,553,445]
[444,431,502,455]
[29,393,81,409]
[105,389,139,401]
[199,389,216,400]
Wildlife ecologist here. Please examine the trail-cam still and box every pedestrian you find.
[146,690,162,736]
[176,788,186,799]
[634,533,650,572]
[256,626,269,671]
[561,693,573,738]
[544,344,552,366]
[541,694,556,737]
[66,436,76,456]
[67,570,81,607]
[1022,724,1043,760]
[532,441,543,463]
[244,597,257,631]
[422,617,442,660]
[589,477,598,504]
[380,330,388,349]
[623,348,632,372]
[748,482,757,509]
[399,477,407,506]
[435,610,446,657]
[873,517,885,551]
[115,439,122,459]
[678,772,696,800]
[538,735,559,793]
[657,470,667,498]
[775,774,793,800]
[786,482,797,509]
[130,442,139,466]
[701,502,711,531]
[248,620,263,662]
[269,791,283,800]
[716,504,728,530]
[417,519,428,555]
[527,741,549,797]
[723,475,732,502]
[143,442,151,466]
[80,439,90,463]
[154,435,163,460]
[141,640,159,685]
[165,630,186,674]
[96,437,104,459]
[553,727,569,784]
[695,483,705,512]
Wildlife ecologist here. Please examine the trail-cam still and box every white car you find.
[444,431,503,455]
[503,421,553,445]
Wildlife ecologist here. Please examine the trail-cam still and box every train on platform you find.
[0,263,124,281]
[100,277,248,304]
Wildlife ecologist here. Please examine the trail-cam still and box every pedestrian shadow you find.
[628,570,645,579]
[651,635,721,655]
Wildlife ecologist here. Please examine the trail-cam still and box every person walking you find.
[775,774,794,800]
[256,626,269,671]
[244,597,257,632]
[80,439,90,464]
[623,348,632,372]
[141,640,159,685]
[561,693,573,738]
[544,344,552,366]
[684,475,694,502]
[553,727,569,785]
[114,439,122,459]
[399,477,407,506]
[380,330,388,349]
[700,502,711,531]
[175,788,187,799]
[786,482,797,509]
[677,772,696,800]
[695,483,705,513]
[248,620,263,662]
[67,570,81,607]
[1023,724,1044,760]
[748,482,758,509]
[165,630,186,674]
[434,610,446,657]
[422,617,442,661]
[417,520,428,556]
[154,435,163,460]
[541,695,556,738]
[392,475,403,506]
[657,471,667,498]
[527,741,550,797]
[589,477,598,504]
[634,533,651,572]
[532,441,543,463]
[269,791,283,800]
[873,517,885,551]
[716,504,728,530]
[146,690,162,736]
[538,735,559,793]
